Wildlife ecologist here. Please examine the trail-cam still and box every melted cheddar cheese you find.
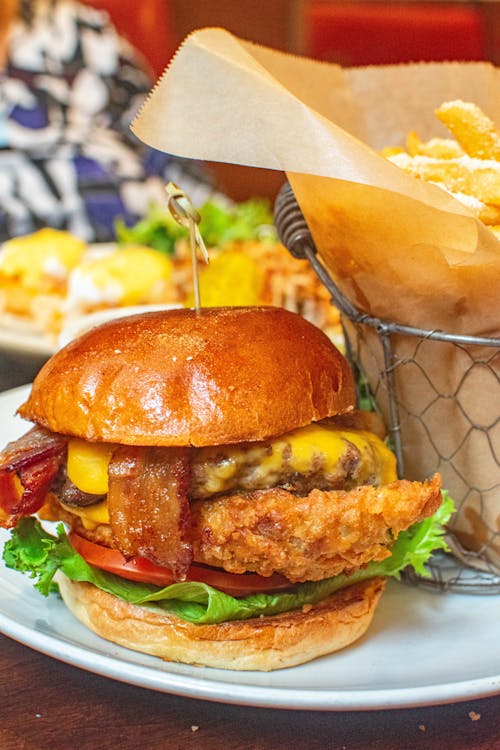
[192,424,396,498]
[64,422,397,529]
[60,499,110,529]
[67,439,114,495]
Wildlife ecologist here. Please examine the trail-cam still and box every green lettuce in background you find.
[3,493,454,625]
[114,198,276,255]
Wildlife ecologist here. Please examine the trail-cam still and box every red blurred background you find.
[83,0,500,199]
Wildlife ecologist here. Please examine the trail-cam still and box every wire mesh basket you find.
[275,182,500,594]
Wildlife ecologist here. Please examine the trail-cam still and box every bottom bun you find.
[56,574,386,671]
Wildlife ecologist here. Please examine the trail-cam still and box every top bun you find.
[19,306,355,446]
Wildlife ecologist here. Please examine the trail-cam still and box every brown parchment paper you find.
[132,28,500,570]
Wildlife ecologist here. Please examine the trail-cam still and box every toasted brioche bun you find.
[19,306,354,446]
[56,574,385,671]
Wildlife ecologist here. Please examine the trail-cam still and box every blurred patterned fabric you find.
[0,0,211,243]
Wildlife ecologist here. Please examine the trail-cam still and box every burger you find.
[0,306,450,671]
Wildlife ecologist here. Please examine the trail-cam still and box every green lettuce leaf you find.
[3,493,454,625]
[115,203,183,255]
[114,199,276,254]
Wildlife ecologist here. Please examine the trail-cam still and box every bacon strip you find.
[107,446,192,580]
[0,426,68,527]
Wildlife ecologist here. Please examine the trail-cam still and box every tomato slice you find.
[68,531,291,597]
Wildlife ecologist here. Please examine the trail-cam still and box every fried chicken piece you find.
[190,474,442,582]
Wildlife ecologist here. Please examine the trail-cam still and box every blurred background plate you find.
[0,319,55,360]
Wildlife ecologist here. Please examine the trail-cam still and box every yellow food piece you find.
[435,100,500,161]
[380,146,405,158]
[198,423,396,496]
[61,500,110,530]
[388,152,500,206]
[73,246,173,306]
[67,439,114,495]
[67,423,396,527]
[0,228,85,288]
[332,429,396,485]
[406,131,464,159]
[185,248,263,307]
[385,100,500,243]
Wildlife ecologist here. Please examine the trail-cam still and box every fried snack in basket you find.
[435,100,500,161]
[376,100,500,571]
[385,100,500,237]
[405,131,464,159]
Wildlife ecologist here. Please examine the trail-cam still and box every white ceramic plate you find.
[1,386,499,711]
[0,319,55,358]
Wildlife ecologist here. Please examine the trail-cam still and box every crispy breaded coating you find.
[190,474,442,582]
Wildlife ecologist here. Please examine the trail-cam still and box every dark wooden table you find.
[1,634,499,750]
